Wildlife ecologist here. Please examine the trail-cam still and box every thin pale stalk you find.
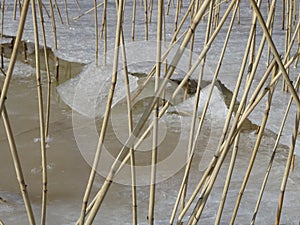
[72,2,104,21]
[63,0,69,26]
[148,0,163,224]
[31,1,47,224]
[214,133,240,225]
[37,0,51,138]
[94,0,99,65]
[78,0,125,224]
[0,0,30,128]
[250,0,300,110]
[83,1,212,224]
[251,73,300,225]
[143,0,148,40]
[53,0,64,24]
[48,0,58,49]
[180,0,214,214]
[2,104,36,225]
[131,0,136,40]
[275,103,300,225]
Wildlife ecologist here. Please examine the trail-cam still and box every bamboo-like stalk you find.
[2,103,36,225]
[13,0,18,20]
[82,2,212,224]
[180,0,214,214]
[148,1,163,224]
[78,0,125,224]
[0,0,30,118]
[94,0,99,65]
[63,0,69,26]
[103,0,107,65]
[48,0,58,49]
[275,99,300,225]
[131,0,136,40]
[73,0,81,9]
[73,2,104,20]
[1,0,5,69]
[176,1,266,221]
[251,73,300,225]
[282,0,285,30]
[143,0,149,40]
[148,0,153,23]
[53,0,64,24]
[251,0,300,110]
[37,0,52,139]
[214,133,240,225]
[31,1,48,224]
[0,219,4,225]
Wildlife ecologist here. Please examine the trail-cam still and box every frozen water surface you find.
[0,0,300,225]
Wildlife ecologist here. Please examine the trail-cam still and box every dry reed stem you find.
[79,0,125,224]
[143,0,149,40]
[48,0,58,49]
[180,0,214,214]
[31,1,48,224]
[251,73,300,225]
[37,0,52,138]
[0,0,30,126]
[131,0,136,40]
[2,103,36,225]
[214,133,240,225]
[148,1,163,224]
[275,99,300,225]
[63,0,69,26]
[82,1,211,223]
[94,0,99,65]
[53,0,64,24]
[251,0,300,110]
[72,2,104,21]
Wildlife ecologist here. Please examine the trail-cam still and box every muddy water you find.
[0,47,300,225]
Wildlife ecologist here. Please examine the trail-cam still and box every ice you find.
[168,85,228,119]
[57,62,138,118]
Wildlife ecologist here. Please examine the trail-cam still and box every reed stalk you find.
[250,0,300,110]
[251,73,300,225]
[2,103,36,225]
[1,0,4,69]
[82,2,212,224]
[143,0,149,40]
[148,1,163,224]
[78,0,125,224]
[94,0,99,65]
[63,0,69,26]
[180,0,214,214]
[0,0,30,120]
[214,133,240,225]
[275,97,300,225]
[31,1,48,224]
[73,2,104,20]
[131,0,136,40]
[37,0,52,139]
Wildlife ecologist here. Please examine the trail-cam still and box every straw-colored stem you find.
[2,103,36,225]
[251,73,300,225]
[63,0,69,26]
[31,1,47,224]
[180,0,214,213]
[275,103,300,225]
[214,133,240,225]
[148,1,163,224]
[37,0,51,139]
[250,0,300,110]
[131,0,136,40]
[0,0,29,128]
[79,0,125,224]
[143,0,149,40]
[83,1,211,224]
[72,2,104,20]
[94,0,99,65]
[48,0,58,49]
